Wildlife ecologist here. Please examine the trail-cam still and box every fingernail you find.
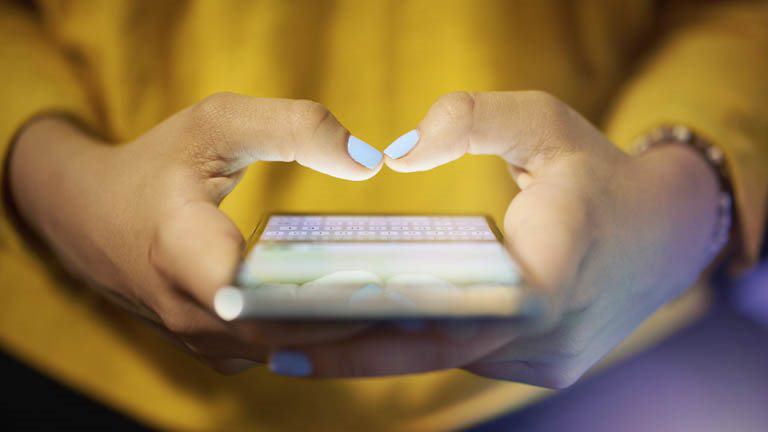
[269,351,313,377]
[347,135,383,169]
[384,129,419,159]
[214,286,244,321]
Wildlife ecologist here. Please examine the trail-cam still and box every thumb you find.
[383,91,594,173]
[176,93,383,185]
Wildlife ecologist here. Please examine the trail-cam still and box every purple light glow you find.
[733,259,768,329]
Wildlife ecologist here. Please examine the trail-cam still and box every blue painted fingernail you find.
[269,351,312,377]
[347,135,382,169]
[384,129,419,159]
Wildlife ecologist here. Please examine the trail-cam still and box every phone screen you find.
[215,214,530,320]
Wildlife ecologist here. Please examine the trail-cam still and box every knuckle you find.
[428,92,476,157]
[184,92,242,163]
[433,91,475,122]
[191,92,239,127]
[291,99,334,137]
[288,100,341,163]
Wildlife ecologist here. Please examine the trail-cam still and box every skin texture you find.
[8,93,380,372]
[8,91,720,385]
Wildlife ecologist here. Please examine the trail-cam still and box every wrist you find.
[633,125,734,270]
[646,141,720,199]
[636,141,723,268]
[8,116,123,285]
[9,117,101,238]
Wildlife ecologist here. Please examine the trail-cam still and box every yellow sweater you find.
[1,1,767,430]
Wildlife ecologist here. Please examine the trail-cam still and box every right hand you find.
[8,93,382,372]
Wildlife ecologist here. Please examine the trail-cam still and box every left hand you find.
[268,91,722,388]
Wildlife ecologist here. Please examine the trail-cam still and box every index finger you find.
[267,320,518,378]
[177,93,383,182]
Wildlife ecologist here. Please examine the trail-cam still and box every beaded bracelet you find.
[632,125,733,265]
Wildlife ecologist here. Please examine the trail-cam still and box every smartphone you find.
[214,213,535,320]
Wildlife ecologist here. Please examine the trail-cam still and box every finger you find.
[206,358,261,375]
[147,310,262,375]
[462,313,598,389]
[148,310,261,375]
[384,91,597,173]
[268,321,516,378]
[142,297,267,362]
[502,183,594,325]
[154,281,372,358]
[180,92,382,182]
[464,360,555,388]
[149,200,373,346]
[235,320,374,347]
[149,200,243,309]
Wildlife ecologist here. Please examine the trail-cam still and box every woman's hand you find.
[271,91,721,388]
[8,92,382,372]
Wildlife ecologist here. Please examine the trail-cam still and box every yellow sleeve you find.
[0,1,94,247]
[604,1,768,272]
